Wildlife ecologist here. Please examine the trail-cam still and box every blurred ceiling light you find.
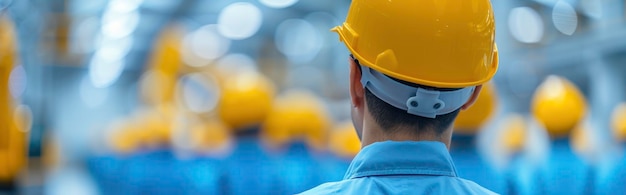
[9,65,26,99]
[89,57,125,88]
[184,25,230,63]
[108,0,143,13]
[508,7,544,43]
[552,0,578,35]
[216,53,258,75]
[94,35,134,61]
[101,9,140,39]
[217,2,263,40]
[259,0,298,9]
[178,73,220,113]
[275,19,322,64]
[80,76,109,108]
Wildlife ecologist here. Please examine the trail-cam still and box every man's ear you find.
[461,85,483,110]
[349,57,365,108]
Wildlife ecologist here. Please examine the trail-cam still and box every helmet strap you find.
[360,66,475,118]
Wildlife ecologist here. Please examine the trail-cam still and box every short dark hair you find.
[353,55,461,135]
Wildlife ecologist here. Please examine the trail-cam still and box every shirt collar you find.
[344,141,458,179]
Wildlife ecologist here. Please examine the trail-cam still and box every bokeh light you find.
[9,65,27,99]
[94,35,134,61]
[216,53,258,74]
[184,25,231,63]
[88,57,125,88]
[552,0,578,35]
[107,0,142,13]
[101,9,140,39]
[509,7,544,43]
[178,73,221,114]
[259,0,299,9]
[217,2,263,40]
[275,19,322,64]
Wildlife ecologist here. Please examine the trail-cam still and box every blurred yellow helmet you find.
[0,16,17,66]
[149,25,183,77]
[454,82,498,133]
[0,16,25,182]
[328,122,361,159]
[107,121,141,154]
[612,103,626,142]
[189,118,233,153]
[262,90,331,150]
[134,108,173,148]
[332,0,498,88]
[218,71,275,130]
[531,76,587,139]
[143,25,184,105]
[500,114,527,152]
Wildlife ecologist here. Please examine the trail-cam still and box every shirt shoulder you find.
[454,177,499,195]
[297,181,346,195]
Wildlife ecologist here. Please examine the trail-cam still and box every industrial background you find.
[1,0,626,194]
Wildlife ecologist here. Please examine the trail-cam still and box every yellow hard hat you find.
[218,71,276,130]
[262,90,331,151]
[531,76,587,139]
[612,103,626,141]
[332,0,498,88]
[454,82,498,133]
[328,122,361,158]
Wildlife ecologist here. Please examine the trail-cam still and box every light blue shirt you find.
[299,141,497,195]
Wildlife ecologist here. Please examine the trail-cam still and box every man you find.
[300,0,499,194]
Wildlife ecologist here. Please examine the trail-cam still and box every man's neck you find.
[360,114,452,149]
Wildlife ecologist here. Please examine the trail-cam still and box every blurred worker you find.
[449,83,505,194]
[486,114,546,195]
[92,25,232,194]
[531,75,590,195]
[301,0,499,194]
[0,15,29,192]
[218,71,282,195]
[596,103,626,194]
[261,90,331,194]
[322,121,361,182]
